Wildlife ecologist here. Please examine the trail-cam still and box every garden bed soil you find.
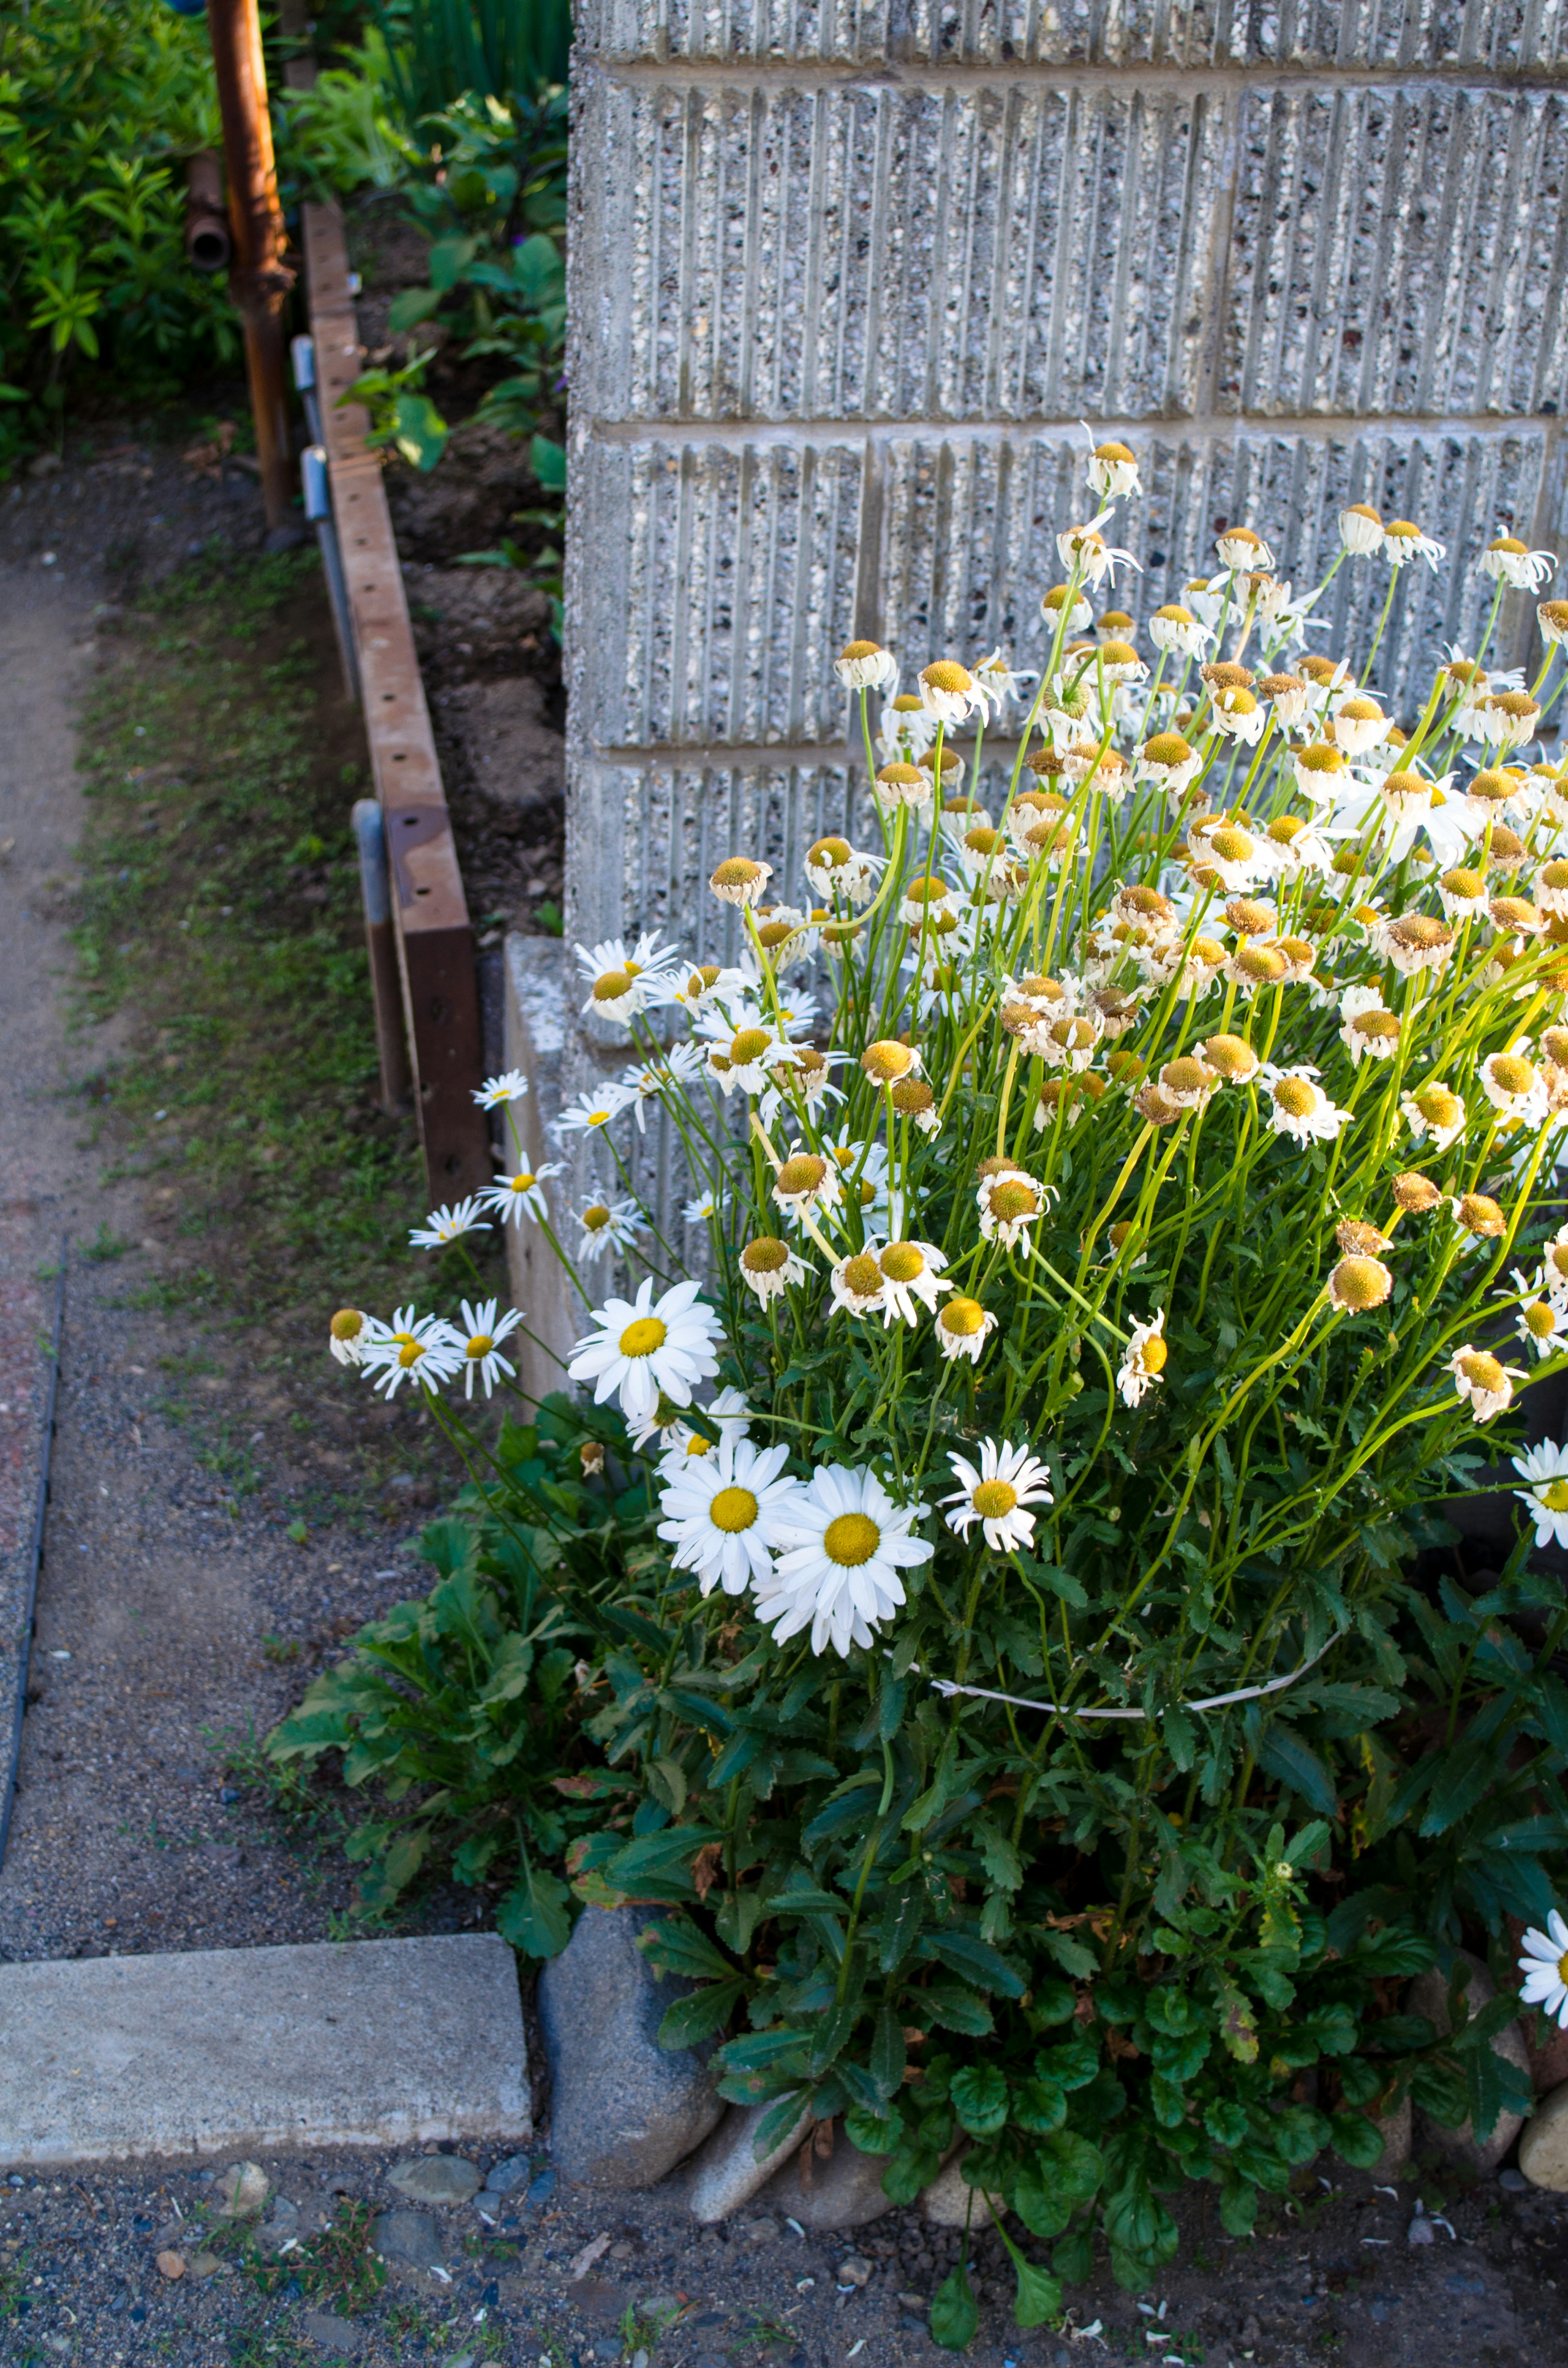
[345,193,568,941]
[1,2135,1563,2367]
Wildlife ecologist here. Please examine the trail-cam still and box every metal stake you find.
[205,0,294,532]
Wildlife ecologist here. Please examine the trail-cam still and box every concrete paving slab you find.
[0,1933,530,2167]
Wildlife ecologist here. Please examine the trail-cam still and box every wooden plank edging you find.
[298,198,491,1199]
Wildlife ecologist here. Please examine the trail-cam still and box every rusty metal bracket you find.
[297,198,490,1199]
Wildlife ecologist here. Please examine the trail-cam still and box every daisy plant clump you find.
[299,448,1568,2335]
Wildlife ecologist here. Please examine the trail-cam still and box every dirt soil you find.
[347,194,567,938]
[0,2136,1562,2368]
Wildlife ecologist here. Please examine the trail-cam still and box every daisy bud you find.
[1538,598,1568,647]
[1337,1220,1389,1255]
[862,1038,918,1084]
[1216,525,1274,572]
[1392,1171,1441,1214]
[1454,1192,1506,1238]
[710,855,771,907]
[835,638,897,691]
[580,1440,606,1476]
[1339,502,1385,555]
[1328,1255,1393,1313]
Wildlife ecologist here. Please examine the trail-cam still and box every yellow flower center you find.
[822,1512,882,1566]
[1441,868,1484,899]
[972,1479,1018,1519]
[1490,1055,1536,1095]
[1526,1303,1559,1339]
[880,1243,926,1283]
[744,1238,791,1278]
[582,1204,611,1231]
[1332,1257,1391,1311]
[756,921,794,949]
[593,969,634,1002]
[713,856,762,888]
[1416,1087,1461,1126]
[397,1340,425,1368]
[708,1485,760,1534]
[1541,1480,1568,1511]
[1299,744,1344,774]
[1143,732,1192,766]
[1460,1351,1506,1390]
[842,1253,884,1298]
[730,1028,771,1064]
[466,1333,493,1360]
[840,638,881,663]
[1274,1078,1317,1117]
[1457,1195,1504,1234]
[809,836,852,868]
[619,1317,667,1358]
[508,1172,537,1192]
[1203,1033,1256,1079]
[942,1297,987,1337]
[1140,1336,1168,1374]
[862,1039,915,1081]
[776,1154,826,1197]
[891,1079,934,1115]
[989,1180,1038,1222]
[330,1309,363,1341]
[922,660,972,694]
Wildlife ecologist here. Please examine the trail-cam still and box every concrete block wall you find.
[559,0,1568,1241]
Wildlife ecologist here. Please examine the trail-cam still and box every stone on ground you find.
[758,2131,895,2229]
[484,2152,532,2194]
[387,2153,481,2204]
[1518,2080,1568,2190]
[369,2205,445,2271]
[537,1905,724,2187]
[1407,1954,1530,2171]
[1370,2094,1412,2176]
[920,2150,1005,2228]
[0,1934,529,2168]
[684,2100,811,2224]
[216,2160,270,2219]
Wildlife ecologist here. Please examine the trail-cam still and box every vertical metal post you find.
[205,0,294,532]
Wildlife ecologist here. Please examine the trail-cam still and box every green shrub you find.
[0,0,236,466]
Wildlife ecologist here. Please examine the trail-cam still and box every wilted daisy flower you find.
[1339,502,1385,555]
[657,1436,801,1598]
[1202,1032,1261,1086]
[1327,1256,1393,1314]
[672,960,751,1014]
[943,1439,1054,1552]
[1380,914,1455,978]
[878,691,936,762]
[804,835,882,905]
[703,1019,799,1099]
[1148,603,1209,659]
[874,1239,951,1325]
[619,1043,707,1130]
[1401,1081,1466,1153]
[1452,1192,1506,1242]
[1512,1271,1568,1360]
[1293,741,1351,803]
[899,872,957,928]
[976,1167,1045,1249]
[361,1308,463,1400]
[971,646,1037,719]
[768,1150,837,1224]
[830,1250,889,1320]
[1339,985,1400,1066]
[1085,435,1142,499]
[568,1276,721,1424]
[918,659,978,727]
[1538,598,1568,648]
[1333,694,1390,756]
[1258,672,1311,728]
[934,1295,997,1363]
[327,1308,379,1366]
[1158,1054,1219,1110]
[738,1235,809,1304]
[1437,864,1488,921]
[1263,1068,1350,1144]
[1189,819,1262,891]
[553,1081,635,1142]
[1480,1048,1548,1126]
[1208,685,1267,744]
[1450,1344,1516,1423]
[575,930,682,1025]
[473,1068,529,1109]
[710,855,772,908]
[1512,1443,1568,1557]
[835,638,898,691]
[577,1198,643,1261]
[1384,518,1445,569]
[873,760,935,816]
[1136,731,1202,796]
[1059,507,1140,587]
[1535,857,1568,917]
[1481,536,1558,592]
[1392,1170,1442,1214]
[1216,525,1274,573]
[754,1465,933,1658]
[452,1298,523,1399]
[410,1197,492,1250]
[1540,1225,1568,1307]
[1117,1311,1167,1407]
[1041,582,1094,635]
[481,1161,564,1227]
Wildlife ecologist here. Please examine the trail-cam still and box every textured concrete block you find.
[501,932,584,1391]
[0,1936,530,2169]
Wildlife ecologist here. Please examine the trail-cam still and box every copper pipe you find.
[205,0,294,531]
[184,152,232,273]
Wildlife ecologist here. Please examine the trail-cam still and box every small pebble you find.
[837,2257,872,2288]
[1499,2167,1530,2192]
[156,2250,185,2280]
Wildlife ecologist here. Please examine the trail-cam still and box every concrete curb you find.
[0,1934,530,2170]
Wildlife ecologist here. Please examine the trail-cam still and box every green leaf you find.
[1330,2111,1385,2168]
[920,1929,1025,1997]
[920,1984,995,2037]
[929,2267,980,2351]
[531,432,567,490]
[1012,2259,1063,2329]
[657,1976,746,2050]
[879,1883,925,1971]
[1029,2130,1103,2211]
[1218,2174,1258,2236]
[1052,2226,1094,2284]
[639,1915,735,1984]
[387,284,444,332]
[495,1862,571,1958]
[1013,2076,1067,2134]
[1256,1724,1338,1815]
[951,2064,1010,2138]
[715,1889,766,1955]
[1204,2098,1248,2149]
[390,390,449,471]
[870,2005,907,2101]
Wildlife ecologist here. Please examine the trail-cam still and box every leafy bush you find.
[0,0,236,467]
[372,0,572,117]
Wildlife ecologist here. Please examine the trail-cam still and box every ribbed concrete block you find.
[0,1936,530,2169]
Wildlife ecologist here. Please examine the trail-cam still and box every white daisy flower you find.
[755,1465,934,1659]
[1512,1441,1568,1553]
[1261,1063,1347,1149]
[739,1235,811,1304]
[620,1043,707,1130]
[702,1018,800,1099]
[1333,695,1391,757]
[1383,519,1446,570]
[1083,433,1142,500]
[1339,984,1400,1067]
[976,1166,1045,1250]
[1449,1344,1517,1424]
[873,1239,952,1327]
[568,1276,722,1425]
[1539,1224,1568,1307]
[1040,583,1094,636]
[454,1298,523,1398]
[1339,502,1385,556]
[1401,1081,1466,1153]
[1517,1906,1568,2027]
[1148,603,1209,660]
[360,1307,463,1399]
[877,693,937,763]
[935,1296,998,1363]
[1117,1312,1167,1408]
[769,1148,841,1224]
[1512,1271,1568,1361]
[710,856,773,908]
[553,1081,635,1141]
[327,1308,378,1366]
[683,1190,721,1225]
[1437,864,1488,921]
[1208,687,1268,745]
[918,660,979,727]
[672,961,754,1014]
[804,836,883,906]
[575,930,682,1024]
[830,1249,889,1320]
[473,1068,529,1109]
[1215,525,1274,573]
[834,638,898,692]
[1480,1048,1548,1128]
[1481,537,1558,593]
[657,1435,801,1597]
[1135,731,1202,797]
[410,1197,492,1250]
[1058,508,1141,589]
[898,873,958,929]
[942,1439,1054,1553]
[971,646,1038,721]
[1537,598,1568,649]
[577,1198,643,1262]
[480,1162,564,1227]
[826,1139,897,1234]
